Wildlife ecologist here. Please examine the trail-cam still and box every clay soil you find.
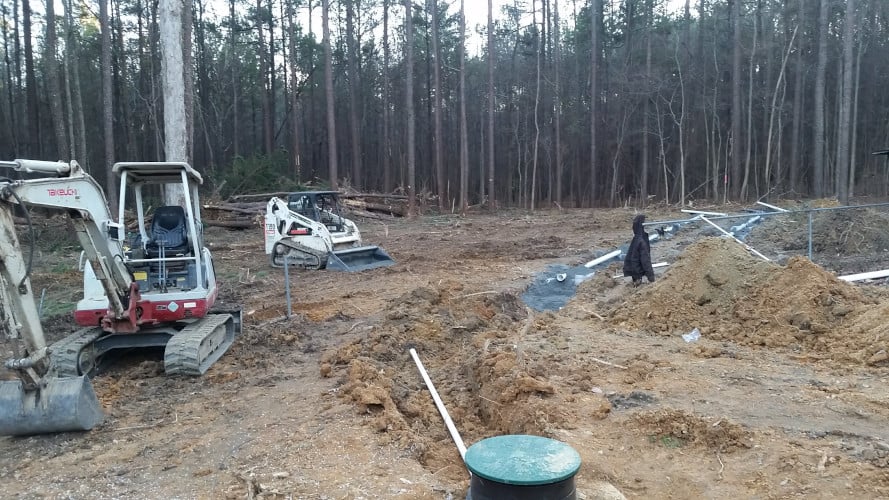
[2,204,889,499]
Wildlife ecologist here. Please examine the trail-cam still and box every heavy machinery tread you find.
[49,327,105,377]
[270,240,329,270]
[164,314,236,376]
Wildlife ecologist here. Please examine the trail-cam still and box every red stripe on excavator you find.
[74,290,218,330]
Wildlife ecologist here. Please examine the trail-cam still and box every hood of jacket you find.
[632,214,646,236]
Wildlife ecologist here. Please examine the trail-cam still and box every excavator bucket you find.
[0,376,104,436]
[327,245,395,272]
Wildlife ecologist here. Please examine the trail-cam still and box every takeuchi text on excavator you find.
[0,159,241,436]
[263,191,395,272]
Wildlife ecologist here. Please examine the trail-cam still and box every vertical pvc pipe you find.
[284,255,292,318]
[808,211,814,261]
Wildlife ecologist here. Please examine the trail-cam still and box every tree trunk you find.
[849,22,863,197]
[458,0,469,214]
[730,0,742,199]
[641,0,652,204]
[62,0,75,160]
[405,0,416,216]
[44,0,69,160]
[256,0,272,155]
[100,0,115,208]
[553,0,563,206]
[430,0,445,211]
[589,0,599,205]
[2,7,19,154]
[287,3,301,183]
[346,1,362,188]
[114,0,136,161]
[322,0,338,190]
[788,0,804,194]
[266,0,276,154]
[230,0,239,158]
[382,0,392,192]
[22,0,39,156]
[487,0,495,209]
[183,0,194,164]
[812,0,828,198]
[835,0,855,205]
[159,0,187,205]
[530,0,541,210]
[65,0,87,166]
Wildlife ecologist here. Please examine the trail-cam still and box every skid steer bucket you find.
[0,376,104,435]
[327,245,395,272]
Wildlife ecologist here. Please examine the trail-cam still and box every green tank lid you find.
[464,435,582,486]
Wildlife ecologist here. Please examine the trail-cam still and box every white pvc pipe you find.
[700,216,771,261]
[838,269,889,282]
[584,249,621,269]
[409,348,467,460]
[682,209,727,217]
[729,215,762,234]
[756,201,788,212]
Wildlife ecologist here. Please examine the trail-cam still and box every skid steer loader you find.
[264,191,395,272]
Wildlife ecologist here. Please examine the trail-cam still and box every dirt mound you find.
[631,408,752,453]
[322,284,572,477]
[608,237,887,363]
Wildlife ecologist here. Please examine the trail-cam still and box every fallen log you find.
[340,193,409,201]
[228,191,292,202]
[203,203,264,216]
[204,219,256,229]
[341,199,406,217]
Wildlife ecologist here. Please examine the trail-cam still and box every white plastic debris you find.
[682,328,701,343]
[574,272,595,286]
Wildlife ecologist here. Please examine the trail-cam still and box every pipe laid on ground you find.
[700,216,771,262]
[756,201,788,212]
[409,348,467,460]
[838,269,889,282]
[583,249,622,269]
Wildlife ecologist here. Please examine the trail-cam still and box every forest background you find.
[0,0,887,212]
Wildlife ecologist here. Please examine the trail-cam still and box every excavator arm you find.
[0,160,135,322]
[0,160,117,434]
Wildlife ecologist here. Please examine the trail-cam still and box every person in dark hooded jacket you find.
[623,214,655,285]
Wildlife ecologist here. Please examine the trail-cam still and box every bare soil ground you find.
[2,203,889,499]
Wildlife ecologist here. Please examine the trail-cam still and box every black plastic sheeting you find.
[521,249,625,312]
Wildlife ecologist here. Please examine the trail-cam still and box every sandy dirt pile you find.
[321,282,578,477]
[596,237,889,364]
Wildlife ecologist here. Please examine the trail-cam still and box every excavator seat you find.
[146,206,190,258]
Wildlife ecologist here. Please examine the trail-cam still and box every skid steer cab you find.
[264,191,395,272]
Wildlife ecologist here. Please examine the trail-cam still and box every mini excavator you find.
[0,159,240,435]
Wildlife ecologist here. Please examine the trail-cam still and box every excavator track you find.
[164,313,237,375]
[270,240,329,270]
[49,327,106,377]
